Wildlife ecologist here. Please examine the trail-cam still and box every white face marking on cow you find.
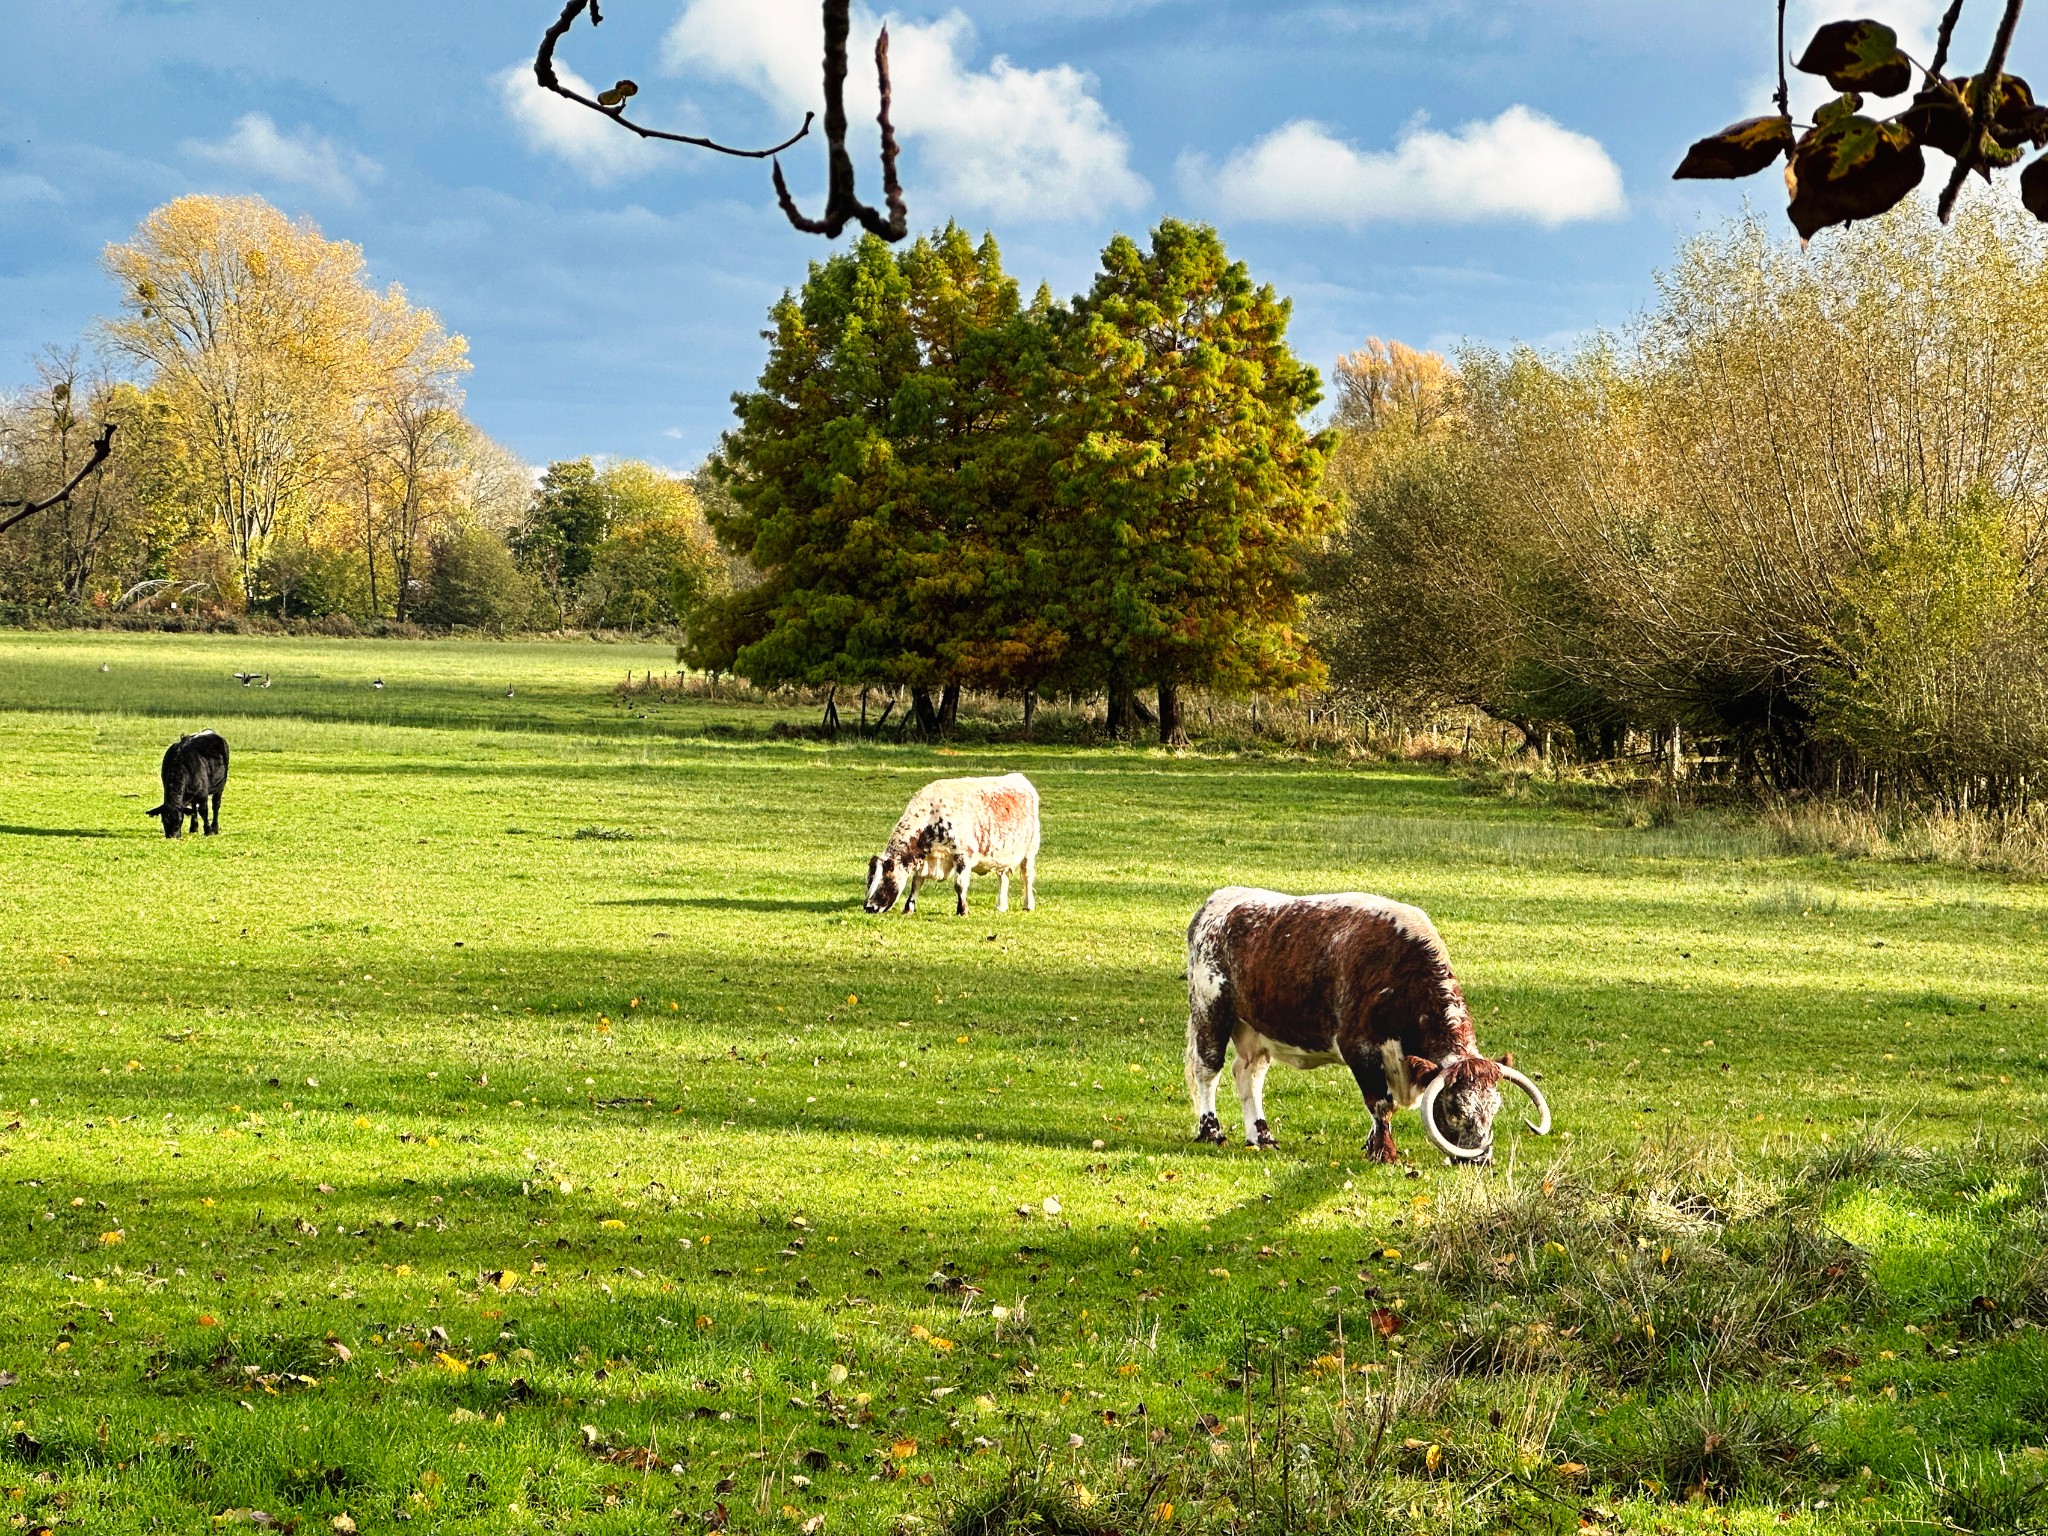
[864,855,904,914]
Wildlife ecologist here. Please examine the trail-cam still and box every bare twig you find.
[772,0,909,240]
[1930,0,1969,76]
[0,422,116,538]
[534,0,814,159]
[1937,0,2027,220]
[1775,0,1792,117]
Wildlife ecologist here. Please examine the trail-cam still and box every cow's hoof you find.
[1195,1115,1225,1146]
[1252,1119,1279,1151]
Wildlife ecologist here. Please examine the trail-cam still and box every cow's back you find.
[1190,889,1458,1055]
[957,773,1038,865]
[894,773,1039,866]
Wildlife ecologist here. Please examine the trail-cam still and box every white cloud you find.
[1190,107,1625,229]
[496,62,666,185]
[0,174,63,206]
[664,0,1149,221]
[183,113,382,204]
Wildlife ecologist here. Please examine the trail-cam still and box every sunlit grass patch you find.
[1,632,2047,1531]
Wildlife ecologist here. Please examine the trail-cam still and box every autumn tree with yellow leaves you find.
[89,195,496,617]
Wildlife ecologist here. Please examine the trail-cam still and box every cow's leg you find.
[1231,1026,1277,1149]
[1186,998,1231,1149]
[1022,855,1036,912]
[954,866,972,916]
[1344,1044,1400,1165]
[903,869,923,914]
[206,785,222,835]
[1366,1100,1399,1164]
[997,869,1010,913]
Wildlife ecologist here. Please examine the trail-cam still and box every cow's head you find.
[1413,1053,1550,1164]
[864,854,904,914]
[147,802,182,839]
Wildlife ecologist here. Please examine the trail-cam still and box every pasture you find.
[2,631,2048,1534]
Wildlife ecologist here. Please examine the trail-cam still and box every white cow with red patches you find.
[864,773,1040,916]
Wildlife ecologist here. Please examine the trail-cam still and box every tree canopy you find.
[700,219,1332,742]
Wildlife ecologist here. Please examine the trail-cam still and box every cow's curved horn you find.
[1416,1072,1489,1163]
[1499,1065,1551,1135]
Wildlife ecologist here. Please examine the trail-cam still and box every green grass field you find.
[4,631,2048,1535]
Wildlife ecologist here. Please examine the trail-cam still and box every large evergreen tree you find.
[1052,221,1335,744]
[700,225,1031,733]
[700,219,1332,744]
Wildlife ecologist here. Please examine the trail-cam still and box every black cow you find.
[148,731,230,839]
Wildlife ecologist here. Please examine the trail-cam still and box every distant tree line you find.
[0,195,725,637]
[1312,199,2048,809]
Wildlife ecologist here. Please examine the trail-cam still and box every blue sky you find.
[3,0,2040,469]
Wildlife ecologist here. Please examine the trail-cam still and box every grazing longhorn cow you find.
[1184,887,1549,1164]
[147,730,230,839]
[864,773,1040,916]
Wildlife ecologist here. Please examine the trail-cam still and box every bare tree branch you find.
[0,422,116,538]
[1775,0,1791,117]
[534,0,907,241]
[1938,0,2027,220]
[534,0,815,159]
[1930,0,1969,77]
[772,1,909,241]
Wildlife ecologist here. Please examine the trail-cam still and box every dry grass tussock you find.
[1764,798,2048,879]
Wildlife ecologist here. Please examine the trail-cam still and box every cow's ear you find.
[1406,1055,1443,1088]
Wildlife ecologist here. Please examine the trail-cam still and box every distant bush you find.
[420,528,540,635]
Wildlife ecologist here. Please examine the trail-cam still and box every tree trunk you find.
[1158,681,1188,747]
[1106,689,1130,738]
[911,688,941,737]
[822,684,840,740]
[1021,689,1038,736]
[938,684,960,735]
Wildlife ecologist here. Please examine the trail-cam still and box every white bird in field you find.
[506,686,515,698]
[372,678,385,690]
[259,674,272,688]
[99,663,109,673]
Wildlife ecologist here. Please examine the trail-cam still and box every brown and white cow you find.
[1184,887,1549,1164]
[864,773,1041,916]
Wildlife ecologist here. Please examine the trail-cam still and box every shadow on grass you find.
[597,896,854,914]
[0,824,120,839]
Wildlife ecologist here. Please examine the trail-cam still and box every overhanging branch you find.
[0,422,117,538]
[534,0,908,241]
[773,0,909,241]
[535,0,814,158]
